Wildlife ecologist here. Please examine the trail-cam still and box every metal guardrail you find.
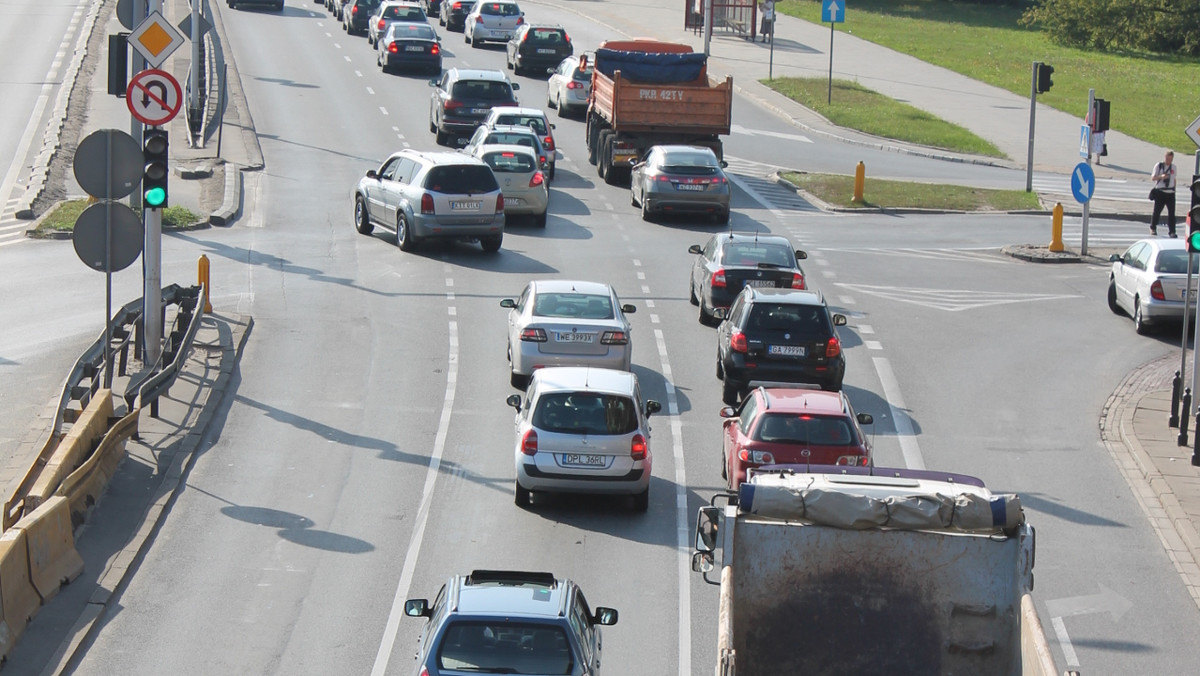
[129,284,207,417]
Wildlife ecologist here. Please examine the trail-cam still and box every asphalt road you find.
[2,1,1198,674]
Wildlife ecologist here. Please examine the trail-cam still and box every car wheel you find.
[515,481,531,507]
[435,129,449,146]
[690,279,700,306]
[548,165,555,181]
[821,377,843,392]
[632,488,649,513]
[722,381,740,406]
[699,299,713,326]
[533,211,547,228]
[506,55,514,70]
[1107,280,1121,314]
[547,89,556,109]
[716,358,723,380]
[396,214,417,252]
[714,209,730,225]
[1134,298,1150,335]
[354,196,373,234]
[481,234,503,252]
[721,457,728,481]
[641,195,653,222]
[274,1,283,10]
[510,370,528,389]
[438,14,445,25]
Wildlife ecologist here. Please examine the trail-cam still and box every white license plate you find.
[471,108,489,115]
[537,48,556,54]
[450,200,481,210]
[405,45,425,52]
[561,453,606,466]
[744,280,774,288]
[555,332,595,343]
[769,345,806,357]
[506,197,524,205]
[676,183,705,191]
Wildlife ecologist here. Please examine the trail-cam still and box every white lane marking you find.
[355,70,363,77]
[865,341,882,350]
[345,55,352,62]
[641,285,650,294]
[652,327,690,676]
[334,42,342,48]
[366,87,375,95]
[871,357,925,470]
[650,314,660,324]
[645,299,655,308]
[371,305,459,676]
[380,106,389,115]
[1051,616,1080,667]
[835,283,1081,312]
[823,271,836,279]
[632,259,642,266]
[637,272,645,280]
[858,324,875,334]
[838,295,856,305]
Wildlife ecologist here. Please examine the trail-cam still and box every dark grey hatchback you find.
[689,232,808,326]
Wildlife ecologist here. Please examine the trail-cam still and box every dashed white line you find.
[641,285,650,294]
[380,106,389,115]
[838,295,856,305]
[637,272,646,280]
[858,324,875,334]
[355,70,363,77]
[334,42,341,48]
[645,299,656,308]
[650,314,660,324]
[344,55,352,62]
[1051,617,1080,667]
[366,87,375,95]
[865,340,883,350]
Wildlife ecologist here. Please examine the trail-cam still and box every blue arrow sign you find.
[1071,162,1095,204]
[823,0,845,23]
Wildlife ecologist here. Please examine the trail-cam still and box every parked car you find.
[481,106,556,178]
[499,280,636,388]
[714,287,847,404]
[468,144,549,227]
[462,124,551,177]
[1108,238,1198,334]
[688,232,808,326]
[352,149,505,252]
[428,68,520,146]
[720,385,872,490]
[546,53,593,117]
[377,22,441,74]
[342,0,382,35]
[506,367,659,510]
[631,145,730,224]
[464,0,524,48]
[506,24,572,76]
[404,570,618,674]
[367,1,427,48]
[438,0,474,31]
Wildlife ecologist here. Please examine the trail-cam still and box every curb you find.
[209,164,242,227]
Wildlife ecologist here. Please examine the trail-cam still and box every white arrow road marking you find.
[834,283,1081,312]
[1046,585,1133,667]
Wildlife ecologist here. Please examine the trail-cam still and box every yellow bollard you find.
[1048,203,1065,252]
[197,255,212,313]
[853,162,865,203]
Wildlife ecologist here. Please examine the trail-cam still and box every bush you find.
[1023,0,1200,55]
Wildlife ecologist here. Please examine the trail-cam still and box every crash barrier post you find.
[1049,203,1065,252]
[25,390,113,515]
[13,496,84,603]
[130,285,207,418]
[198,255,212,313]
[0,528,41,660]
[1020,593,1059,676]
[853,161,865,203]
[57,409,140,527]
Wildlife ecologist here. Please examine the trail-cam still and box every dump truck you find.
[583,40,734,185]
[691,465,1068,676]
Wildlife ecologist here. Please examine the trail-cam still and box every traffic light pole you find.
[1080,88,1095,257]
[143,0,165,368]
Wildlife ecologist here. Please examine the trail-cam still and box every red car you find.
[721,385,872,490]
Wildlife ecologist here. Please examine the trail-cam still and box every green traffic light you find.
[144,187,166,207]
[1188,231,1200,252]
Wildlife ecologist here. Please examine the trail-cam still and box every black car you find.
[714,287,847,404]
[342,0,381,35]
[428,68,520,146]
[505,24,572,76]
[689,232,808,325]
[420,0,442,14]
[439,0,475,31]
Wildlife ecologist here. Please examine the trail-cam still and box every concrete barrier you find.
[13,496,84,603]
[0,528,41,660]
[1020,593,1060,676]
[57,409,139,527]
[25,389,113,514]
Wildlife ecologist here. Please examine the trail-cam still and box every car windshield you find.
[496,115,548,135]
[438,621,573,675]
[533,392,638,435]
[1156,249,1199,274]
[480,2,520,16]
[393,23,436,39]
[754,414,857,446]
[533,292,614,319]
[382,5,423,19]
[423,165,498,194]
[452,80,515,100]
[746,303,829,337]
[721,243,794,267]
[483,151,536,173]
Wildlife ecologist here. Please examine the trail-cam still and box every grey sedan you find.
[630,145,730,224]
[1109,238,1198,334]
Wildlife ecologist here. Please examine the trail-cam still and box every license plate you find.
[405,45,425,52]
[506,197,524,205]
[471,108,489,115]
[676,183,705,191]
[769,345,806,357]
[450,200,481,210]
[744,280,774,288]
[555,332,595,343]
[537,48,556,54]
[561,454,606,466]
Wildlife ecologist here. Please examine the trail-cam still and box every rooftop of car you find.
[446,68,513,82]
[533,279,612,295]
[716,232,792,247]
[745,287,824,305]
[397,149,489,166]
[488,106,550,118]
[486,124,541,136]
[455,570,568,618]
[532,367,636,395]
[655,144,717,155]
[757,386,847,415]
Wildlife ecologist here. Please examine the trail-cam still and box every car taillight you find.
[631,434,647,460]
[1151,279,1166,301]
[791,273,805,289]
[542,136,554,151]
[352,5,358,14]
[419,668,429,676]
[520,328,546,342]
[495,194,505,213]
[711,176,727,184]
[738,449,774,465]
[601,331,628,345]
[837,455,870,467]
[529,171,545,188]
[444,99,463,110]
[377,19,385,29]
[539,155,547,165]
[516,16,524,25]
[730,331,748,353]
[656,174,671,182]
[388,42,398,53]
[430,43,439,55]
[825,336,841,359]
[711,269,726,288]
[566,81,581,90]
[521,429,538,455]
[475,15,482,23]
[421,193,435,215]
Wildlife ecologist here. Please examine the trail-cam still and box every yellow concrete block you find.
[0,528,41,659]
[13,496,84,603]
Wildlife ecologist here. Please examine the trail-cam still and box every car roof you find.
[756,386,847,415]
[1133,238,1188,252]
[745,287,824,305]
[716,232,793,248]
[487,124,539,136]
[385,22,434,36]
[488,106,549,119]
[532,367,637,395]
[653,144,718,155]
[395,149,489,167]
[453,570,569,618]
[447,68,512,83]
[533,279,612,295]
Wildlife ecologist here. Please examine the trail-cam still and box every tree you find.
[1023,0,1200,55]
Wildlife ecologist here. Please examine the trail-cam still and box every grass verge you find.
[35,200,202,235]
[779,0,1200,150]
[782,172,1043,211]
[762,77,1005,157]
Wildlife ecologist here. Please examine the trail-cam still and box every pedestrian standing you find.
[759,0,775,43]
[1150,150,1177,237]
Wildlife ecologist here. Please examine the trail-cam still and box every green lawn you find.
[780,0,1200,150]
[782,171,1043,211]
[35,199,201,234]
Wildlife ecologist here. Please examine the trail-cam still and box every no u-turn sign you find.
[126,69,182,126]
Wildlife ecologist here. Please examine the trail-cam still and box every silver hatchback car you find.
[469,144,549,226]
[506,367,660,511]
[500,280,636,388]
[1108,238,1198,334]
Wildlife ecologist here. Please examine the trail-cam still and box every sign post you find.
[822,0,845,104]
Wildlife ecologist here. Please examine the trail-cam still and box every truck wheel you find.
[596,131,612,179]
[481,234,503,252]
[587,123,602,165]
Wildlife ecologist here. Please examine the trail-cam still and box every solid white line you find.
[370,317,460,676]
[1051,616,1080,666]
[871,357,925,470]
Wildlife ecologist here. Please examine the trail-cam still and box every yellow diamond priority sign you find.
[129,11,186,68]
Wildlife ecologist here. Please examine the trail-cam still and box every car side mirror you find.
[719,161,728,168]
[1108,254,1121,262]
[858,413,873,425]
[511,82,521,90]
[366,169,379,179]
[645,400,662,416]
[695,505,719,552]
[712,307,729,321]
[832,313,847,326]
[549,123,556,129]
[718,406,736,418]
[403,599,430,618]
[500,298,516,308]
[795,249,808,260]
[621,303,636,313]
[506,394,522,410]
[593,607,618,626]
[688,244,703,255]
[428,79,437,87]
[631,162,645,170]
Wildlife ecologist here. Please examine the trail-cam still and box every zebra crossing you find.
[1031,170,1145,204]
[0,196,30,248]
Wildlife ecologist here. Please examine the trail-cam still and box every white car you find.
[546,53,593,118]
[506,367,660,511]
[481,106,556,177]
[467,143,549,226]
[500,280,636,388]
[464,0,523,47]
[1108,238,1198,334]
[367,1,427,47]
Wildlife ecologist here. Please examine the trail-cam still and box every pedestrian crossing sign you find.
[1079,124,1091,158]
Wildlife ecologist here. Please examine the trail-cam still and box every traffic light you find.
[142,128,168,209]
[1093,98,1110,132]
[1189,176,1200,250]
[1036,63,1054,94]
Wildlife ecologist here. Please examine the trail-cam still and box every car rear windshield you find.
[533,292,613,319]
[745,303,830,338]
[483,151,536,173]
[533,392,638,436]
[721,243,794,267]
[572,65,593,81]
[754,413,857,446]
[423,165,498,194]
[438,621,573,675]
[392,23,436,39]
[661,152,720,175]
[382,5,424,19]
[1156,249,1199,274]
[452,80,515,100]
[480,2,520,16]
[529,28,566,42]
[495,115,548,135]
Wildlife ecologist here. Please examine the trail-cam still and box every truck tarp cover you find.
[594,48,707,84]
